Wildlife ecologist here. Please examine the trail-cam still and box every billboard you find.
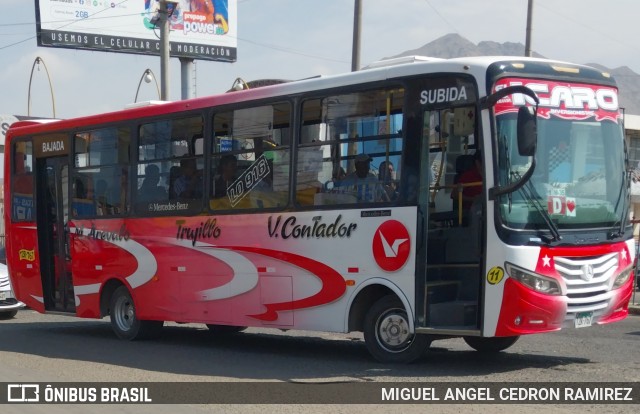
[35,0,237,62]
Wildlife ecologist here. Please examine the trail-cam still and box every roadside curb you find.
[629,305,640,316]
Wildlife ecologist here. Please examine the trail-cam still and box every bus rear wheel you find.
[206,324,247,334]
[109,286,163,340]
[463,335,519,352]
[363,295,430,363]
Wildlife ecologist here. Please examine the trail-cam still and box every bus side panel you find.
[69,208,417,332]
[6,225,44,313]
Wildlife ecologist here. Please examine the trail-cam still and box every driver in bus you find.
[451,150,483,210]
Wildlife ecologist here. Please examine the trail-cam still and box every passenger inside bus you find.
[95,179,112,215]
[335,153,386,202]
[213,154,238,198]
[138,164,167,203]
[72,178,96,217]
[168,166,180,199]
[379,160,398,201]
[174,158,203,199]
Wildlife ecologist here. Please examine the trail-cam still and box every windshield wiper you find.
[608,170,628,239]
[515,174,561,242]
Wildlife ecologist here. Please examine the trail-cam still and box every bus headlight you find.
[505,262,561,295]
[613,266,633,289]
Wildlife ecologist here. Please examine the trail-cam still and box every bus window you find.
[299,88,404,206]
[210,103,290,210]
[73,127,131,217]
[11,141,34,221]
[137,116,204,212]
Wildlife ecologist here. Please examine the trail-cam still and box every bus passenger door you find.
[417,104,483,332]
[36,152,75,313]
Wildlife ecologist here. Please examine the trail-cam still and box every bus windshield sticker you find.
[493,78,621,123]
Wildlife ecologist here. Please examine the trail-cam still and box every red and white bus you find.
[4,56,634,362]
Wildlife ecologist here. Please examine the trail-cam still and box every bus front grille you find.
[554,253,617,316]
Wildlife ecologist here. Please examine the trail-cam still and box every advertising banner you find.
[35,0,237,62]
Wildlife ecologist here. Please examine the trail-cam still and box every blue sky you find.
[2,0,639,119]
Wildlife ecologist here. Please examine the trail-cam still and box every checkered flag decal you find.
[548,147,569,172]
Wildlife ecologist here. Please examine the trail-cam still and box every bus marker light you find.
[348,267,359,273]
[95,265,103,270]
[257,267,276,273]
[346,280,355,286]
[528,319,544,325]
[551,65,580,74]
[514,316,521,326]
[171,266,187,272]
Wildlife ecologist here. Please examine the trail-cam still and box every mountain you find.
[387,34,640,114]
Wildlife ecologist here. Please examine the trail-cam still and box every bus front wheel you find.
[363,295,430,363]
[109,286,163,340]
[463,335,519,352]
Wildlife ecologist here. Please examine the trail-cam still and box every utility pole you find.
[159,1,171,100]
[351,0,362,72]
[524,0,534,57]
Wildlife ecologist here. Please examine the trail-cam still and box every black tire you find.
[463,335,520,352]
[0,310,18,319]
[109,286,163,340]
[206,324,247,334]
[363,295,430,363]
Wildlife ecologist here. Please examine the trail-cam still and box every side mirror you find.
[517,106,537,156]
[483,85,540,200]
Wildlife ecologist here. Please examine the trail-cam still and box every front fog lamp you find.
[613,266,633,289]
[505,262,561,295]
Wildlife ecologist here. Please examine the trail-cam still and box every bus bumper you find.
[495,278,566,336]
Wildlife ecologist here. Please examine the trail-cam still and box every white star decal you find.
[542,255,551,267]
[621,250,627,260]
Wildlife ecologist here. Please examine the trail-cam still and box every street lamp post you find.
[151,1,177,100]
[525,0,534,57]
[134,69,161,103]
[351,0,362,72]
[159,1,171,100]
[27,56,56,118]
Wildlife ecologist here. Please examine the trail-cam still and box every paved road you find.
[0,309,638,414]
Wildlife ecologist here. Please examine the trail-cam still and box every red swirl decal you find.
[227,246,347,321]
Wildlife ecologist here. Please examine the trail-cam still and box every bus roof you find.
[5,55,616,140]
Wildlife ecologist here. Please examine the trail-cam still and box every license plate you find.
[0,292,6,301]
[575,311,593,328]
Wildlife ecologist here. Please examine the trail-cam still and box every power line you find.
[0,24,350,65]
[235,36,350,64]
[0,12,142,29]
[423,0,462,37]
[536,1,640,55]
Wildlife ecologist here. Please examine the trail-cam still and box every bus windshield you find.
[494,80,626,232]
